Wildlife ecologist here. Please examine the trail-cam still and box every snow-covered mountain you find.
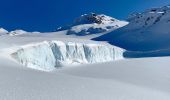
[94,5,170,51]
[0,28,36,36]
[0,28,8,36]
[12,41,124,71]
[8,29,28,36]
[1,7,170,100]
[57,13,128,36]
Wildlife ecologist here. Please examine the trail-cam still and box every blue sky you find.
[0,0,170,32]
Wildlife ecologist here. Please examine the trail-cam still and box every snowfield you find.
[0,31,170,100]
[0,10,170,100]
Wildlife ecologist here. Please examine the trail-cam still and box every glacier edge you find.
[12,41,125,71]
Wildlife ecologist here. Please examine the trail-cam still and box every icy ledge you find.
[12,41,124,71]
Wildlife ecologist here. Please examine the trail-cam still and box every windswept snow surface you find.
[12,41,124,71]
[94,5,170,51]
[1,52,170,100]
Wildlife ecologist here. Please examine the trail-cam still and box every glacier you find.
[12,41,124,71]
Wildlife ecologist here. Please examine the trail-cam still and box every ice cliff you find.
[12,41,124,71]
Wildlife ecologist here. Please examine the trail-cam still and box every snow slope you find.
[57,13,128,36]
[94,5,170,51]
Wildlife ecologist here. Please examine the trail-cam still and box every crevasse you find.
[12,41,124,71]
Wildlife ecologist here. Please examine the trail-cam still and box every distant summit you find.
[57,13,128,36]
[73,13,119,25]
[8,29,28,36]
[127,5,170,29]
[0,29,40,36]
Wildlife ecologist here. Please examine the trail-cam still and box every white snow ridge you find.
[12,41,124,71]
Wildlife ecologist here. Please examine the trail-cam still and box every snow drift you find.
[12,41,124,71]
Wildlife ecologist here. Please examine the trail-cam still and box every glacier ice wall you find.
[12,41,124,71]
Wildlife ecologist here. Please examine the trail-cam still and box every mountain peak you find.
[57,13,128,36]
[73,13,118,25]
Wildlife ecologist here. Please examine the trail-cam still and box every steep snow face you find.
[57,13,128,36]
[0,28,8,36]
[94,5,170,51]
[8,29,28,36]
[12,41,124,71]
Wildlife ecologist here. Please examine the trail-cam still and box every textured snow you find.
[1,55,170,100]
[12,41,124,71]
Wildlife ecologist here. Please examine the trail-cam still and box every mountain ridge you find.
[94,5,170,51]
